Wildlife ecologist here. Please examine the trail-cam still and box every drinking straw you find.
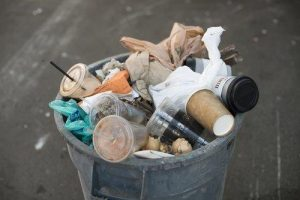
[50,61,86,90]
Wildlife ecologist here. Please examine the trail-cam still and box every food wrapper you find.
[93,70,132,95]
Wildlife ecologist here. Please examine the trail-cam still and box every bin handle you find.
[91,162,146,200]
[91,162,124,200]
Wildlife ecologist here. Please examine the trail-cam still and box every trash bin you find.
[54,53,244,200]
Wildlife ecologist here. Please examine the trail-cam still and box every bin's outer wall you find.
[54,54,243,200]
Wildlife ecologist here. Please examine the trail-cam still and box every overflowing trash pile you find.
[49,23,259,163]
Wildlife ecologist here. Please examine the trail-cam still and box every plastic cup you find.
[147,98,206,147]
[60,63,101,98]
[93,115,148,163]
[89,93,146,127]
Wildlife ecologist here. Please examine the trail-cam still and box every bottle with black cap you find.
[184,57,259,114]
[211,75,259,114]
[184,57,232,75]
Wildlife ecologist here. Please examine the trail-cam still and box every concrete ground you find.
[0,0,299,199]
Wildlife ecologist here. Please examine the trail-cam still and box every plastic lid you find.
[60,63,86,96]
[213,114,235,136]
[226,76,259,113]
[93,115,134,163]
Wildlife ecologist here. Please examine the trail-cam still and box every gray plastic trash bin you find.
[54,53,243,200]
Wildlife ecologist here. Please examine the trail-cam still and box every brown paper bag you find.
[125,51,172,85]
[120,22,206,70]
[125,51,172,102]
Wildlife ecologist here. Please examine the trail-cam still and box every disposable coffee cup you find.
[60,63,101,98]
[89,93,146,127]
[211,75,259,113]
[147,98,207,146]
[93,115,148,163]
[186,90,235,137]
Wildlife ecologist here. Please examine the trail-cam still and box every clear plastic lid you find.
[93,115,134,163]
[60,63,85,96]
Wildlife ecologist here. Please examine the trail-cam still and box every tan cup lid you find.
[93,115,134,163]
[59,63,86,97]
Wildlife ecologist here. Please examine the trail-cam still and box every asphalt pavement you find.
[0,0,299,199]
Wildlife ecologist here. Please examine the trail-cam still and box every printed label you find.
[211,76,233,97]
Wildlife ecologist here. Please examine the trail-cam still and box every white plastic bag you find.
[200,26,229,86]
[149,66,207,111]
[193,58,232,76]
[79,90,139,114]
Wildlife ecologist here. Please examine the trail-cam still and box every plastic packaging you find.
[147,98,207,147]
[200,27,229,87]
[60,63,101,98]
[87,93,147,127]
[93,115,148,163]
[49,99,93,145]
[149,66,206,112]
[92,70,132,95]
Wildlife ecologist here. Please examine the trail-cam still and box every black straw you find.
[50,61,75,81]
[50,61,86,90]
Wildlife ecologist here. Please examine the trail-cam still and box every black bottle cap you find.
[226,76,259,113]
[183,57,196,71]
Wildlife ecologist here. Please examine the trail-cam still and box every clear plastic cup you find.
[93,115,149,163]
[146,98,207,147]
[60,63,101,98]
[89,93,146,127]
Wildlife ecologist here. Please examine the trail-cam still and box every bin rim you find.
[53,53,244,169]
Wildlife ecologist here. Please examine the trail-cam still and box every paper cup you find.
[186,90,234,136]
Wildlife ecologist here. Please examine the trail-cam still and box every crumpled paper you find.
[133,80,152,102]
[95,58,125,81]
[102,58,125,75]
[125,51,172,85]
[121,22,206,70]
[125,51,172,101]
